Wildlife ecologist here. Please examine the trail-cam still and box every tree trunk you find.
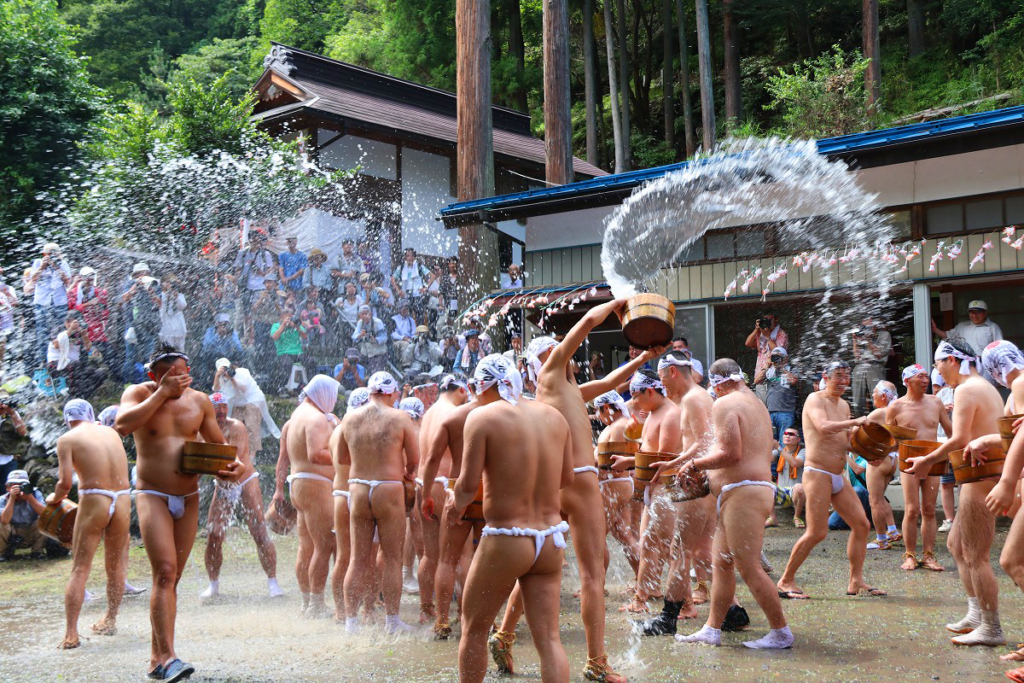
[677,0,696,157]
[456,0,499,301]
[862,0,881,112]
[907,0,924,58]
[603,0,626,173]
[694,0,715,152]
[616,0,631,169]
[723,0,742,128]
[583,0,599,166]
[508,0,528,112]
[543,0,574,185]
[662,0,675,148]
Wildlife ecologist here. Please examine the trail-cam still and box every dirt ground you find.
[0,516,1020,682]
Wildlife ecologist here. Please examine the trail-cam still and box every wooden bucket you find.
[632,451,676,501]
[949,447,1005,485]
[621,294,676,349]
[462,482,485,522]
[898,440,948,477]
[597,441,639,470]
[668,468,711,502]
[850,422,896,462]
[181,441,237,476]
[999,414,1023,453]
[623,421,643,443]
[265,497,297,536]
[39,498,77,547]
[883,423,917,442]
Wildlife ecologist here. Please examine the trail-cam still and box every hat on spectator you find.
[6,469,29,485]
[79,267,96,277]
[286,235,298,242]
[263,271,278,281]
[358,304,371,314]
[770,347,788,358]
[968,300,988,311]
[215,313,231,324]
[309,248,326,260]
[132,263,151,274]
[215,358,232,370]
[463,329,480,339]
[345,347,360,360]
[42,242,61,254]
[359,273,371,282]
[416,325,429,335]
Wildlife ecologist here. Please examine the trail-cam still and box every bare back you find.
[57,423,129,491]
[418,397,456,480]
[462,400,572,529]
[679,385,714,456]
[435,402,476,477]
[329,423,350,490]
[538,365,596,469]
[286,401,336,480]
[953,375,1003,442]
[708,389,773,492]
[802,391,852,473]
[888,394,946,441]
[341,403,417,481]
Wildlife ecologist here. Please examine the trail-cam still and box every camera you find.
[759,317,772,329]
[14,482,33,497]
[225,367,236,378]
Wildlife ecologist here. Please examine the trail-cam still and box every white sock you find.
[200,580,219,599]
[982,609,1001,628]
[268,577,283,597]
[385,613,413,634]
[345,616,360,634]
[675,623,721,646]
[743,626,795,649]
[83,589,95,602]
[887,525,898,534]
[301,591,311,610]
[968,597,981,619]
[876,534,887,543]
[952,609,1005,645]
[947,598,982,632]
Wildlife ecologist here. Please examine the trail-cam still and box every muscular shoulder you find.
[682,387,713,412]
[121,381,156,403]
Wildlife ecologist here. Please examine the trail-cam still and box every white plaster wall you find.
[401,148,458,257]
[318,129,397,180]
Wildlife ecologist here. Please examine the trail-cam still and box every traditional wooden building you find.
[252,43,605,269]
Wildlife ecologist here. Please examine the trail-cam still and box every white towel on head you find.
[629,372,664,394]
[302,374,341,415]
[935,341,976,376]
[368,371,398,394]
[474,354,520,405]
[347,387,370,409]
[982,340,1024,389]
[709,372,745,388]
[63,398,95,426]
[526,336,559,383]
[594,390,630,418]
[399,396,424,418]
[901,363,927,386]
[97,405,118,428]
[874,382,897,403]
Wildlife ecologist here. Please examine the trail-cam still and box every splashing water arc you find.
[600,137,890,299]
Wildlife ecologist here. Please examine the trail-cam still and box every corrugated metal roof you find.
[442,104,1024,221]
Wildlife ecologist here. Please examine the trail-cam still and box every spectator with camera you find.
[0,469,47,561]
[333,348,367,391]
[755,347,799,441]
[277,236,307,292]
[271,309,308,392]
[28,242,72,366]
[851,316,892,415]
[70,267,112,365]
[331,238,365,293]
[48,313,103,398]
[352,304,388,373]
[405,325,441,377]
[0,393,28,487]
[391,248,433,322]
[745,311,788,403]
[334,281,364,343]
[120,264,161,383]
[391,299,417,366]
[212,358,280,459]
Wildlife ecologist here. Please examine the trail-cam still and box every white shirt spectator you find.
[391,313,416,341]
[47,331,81,368]
[30,258,71,306]
[948,319,1003,357]
[159,292,188,348]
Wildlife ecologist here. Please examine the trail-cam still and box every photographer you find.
[0,393,28,486]
[333,347,367,391]
[212,358,280,458]
[271,310,308,391]
[48,313,103,398]
[29,242,73,366]
[352,304,388,373]
[405,324,441,377]
[755,347,799,441]
[0,469,47,561]
[745,311,787,403]
[851,316,891,416]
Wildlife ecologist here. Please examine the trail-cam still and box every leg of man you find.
[778,472,833,596]
[519,556,572,683]
[434,506,472,633]
[61,496,110,648]
[292,479,334,614]
[950,481,1004,645]
[941,479,956,525]
[372,486,409,625]
[240,480,278,583]
[1000,509,1024,590]
[343,487,379,626]
[24,521,46,553]
[900,473,922,565]
[681,496,716,604]
[829,483,876,595]
[866,465,891,541]
[722,488,787,630]
[417,483,443,622]
[920,476,940,557]
[137,493,200,671]
[678,519,732,645]
[458,536,532,683]
[332,494,350,620]
[0,520,10,555]
[294,512,312,605]
[204,488,229,587]
[95,497,130,636]
[792,484,806,523]
[630,488,676,609]
[603,481,640,575]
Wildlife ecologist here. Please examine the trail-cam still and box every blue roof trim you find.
[442,104,1024,218]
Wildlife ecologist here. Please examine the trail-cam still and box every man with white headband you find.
[115,345,241,681]
[777,360,884,601]
[285,374,341,617]
[454,351,574,683]
[982,340,1024,405]
[201,393,281,603]
[675,358,793,650]
[337,371,419,634]
[887,364,951,572]
[399,395,425,597]
[51,399,130,650]
[347,386,370,409]
[640,350,718,634]
[861,382,900,553]
[592,390,641,584]
[491,299,660,683]
[906,339,1005,647]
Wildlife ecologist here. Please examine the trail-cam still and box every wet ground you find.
[1,518,1020,682]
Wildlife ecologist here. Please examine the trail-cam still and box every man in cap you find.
[755,346,799,442]
[201,392,281,602]
[933,300,1003,381]
[333,347,367,391]
[115,345,243,681]
[285,374,341,617]
[28,242,72,365]
[52,399,131,648]
[303,248,333,292]
[121,263,161,383]
[338,371,419,634]
[455,354,574,683]
[887,363,952,571]
[907,339,1006,646]
[391,299,417,366]
[457,329,483,374]
[278,236,307,291]
[777,360,884,600]
[0,469,46,560]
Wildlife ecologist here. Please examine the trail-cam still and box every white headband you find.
[440,374,467,391]
[982,340,1024,389]
[935,341,976,376]
[399,396,424,419]
[368,371,399,395]
[874,382,897,403]
[302,374,341,415]
[709,372,744,388]
[657,354,692,371]
[526,336,559,383]
[63,398,95,427]
[474,354,520,405]
[347,387,370,409]
[594,390,631,418]
[901,364,927,386]
[629,372,664,395]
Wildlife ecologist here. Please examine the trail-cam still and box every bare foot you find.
[91,616,117,636]
[901,552,918,571]
[419,609,435,625]
[692,582,710,605]
[58,635,81,649]
[920,552,944,572]
[1001,646,1024,662]
[678,602,699,619]
[620,596,650,614]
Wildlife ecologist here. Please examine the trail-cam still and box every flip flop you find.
[1006,667,1024,683]
[777,590,810,600]
[159,658,194,682]
[847,587,887,597]
[1001,645,1024,662]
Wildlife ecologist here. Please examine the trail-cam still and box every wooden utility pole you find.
[603,0,625,173]
[544,0,573,185]
[508,0,528,112]
[456,0,499,302]
[863,0,881,112]
[616,0,631,170]
[907,0,924,58]
[723,0,742,128]
[662,0,675,149]
[695,0,715,152]
[677,0,696,157]
[583,0,599,167]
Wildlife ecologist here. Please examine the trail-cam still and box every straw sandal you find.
[921,550,945,572]
[901,551,919,571]
[489,629,516,674]
[583,653,627,683]
[1000,644,1024,662]
[793,517,805,529]
[433,621,452,641]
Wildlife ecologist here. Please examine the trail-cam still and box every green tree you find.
[0,0,102,233]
